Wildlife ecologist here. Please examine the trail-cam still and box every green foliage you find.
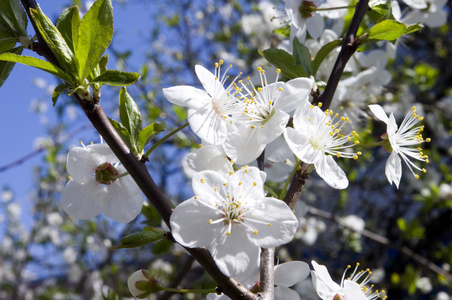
[262,48,307,79]
[91,70,141,86]
[30,5,79,82]
[56,5,81,54]
[367,20,407,41]
[293,38,312,76]
[75,0,113,81]
[113,227,166,249]
[111,87,165,158]
[52,83,69,106]
[0,0,28,38]
[0,46,22,87]
[0,52,73,82]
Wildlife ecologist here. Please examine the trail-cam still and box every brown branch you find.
[306,205,452,283]
[257,248,275,300]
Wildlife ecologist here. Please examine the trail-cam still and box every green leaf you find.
[0,46,22,87]
[98,54,108,74]
[0,52,73,83]
[91,70,140,86]
[152,238,173,254]
[138,122,165,151]
[119,87,142,146]
[293,37,312,76]
[75,0,113,80]
[113,230,165,249]
[311,39,342,76]
[367,3,394,24]
[52,84,69,106]
[108,117,134,151]
[0,31,17,53]
[404,22,423,35]
[30,5,78,82]
[0,0,28,37]
[368,19,406,41]
[56,6,81,53]
[397,218,407,232]
[262,48,307,79]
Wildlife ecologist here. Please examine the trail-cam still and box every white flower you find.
[403,0,428,9]
[284,0,325,42]
[183,144,234,179]
[284,101,361,189]
[311,260,387,300]
[62,143,144,223]
[224,68,313,164]
[368,104,429,189]
[403,0,447,28]
[207,261,310,300]
[163,61,240,145]
[170,166,298,278]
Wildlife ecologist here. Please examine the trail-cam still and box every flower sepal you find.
[128,269,163,298]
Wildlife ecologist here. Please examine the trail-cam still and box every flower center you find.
[298,1,317,19]
[95,162,119,185]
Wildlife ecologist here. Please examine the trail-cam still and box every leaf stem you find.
[144,122,189,158]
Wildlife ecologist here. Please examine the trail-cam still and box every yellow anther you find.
[200,178,205,183]
[318,102,323,107]
[253,182,257,186]
[267,223,271,226]
[426,138,431,142]
[354,140,360,145]
[337,153,341,158]
[253,230,258,235]
[276,69,281,73]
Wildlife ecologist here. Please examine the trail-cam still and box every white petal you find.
[86,143,118,162]
[212,227,260,278]
[306,14,324,39]
[66,147,98,183]
[103,175,144,223]
[403,0,428,9]
[274,78,312,113]
[61,179,106,220]
[385,151,402,188]
[274,286,301,300]
[228,167,266,201]
[266,135,293,163]
[274,261,310,287]
[188,108,228,145]
[284,128,323,164]
[368,104,389,124]
[246,198,298,248]
[186,145,233,178]
[195,64,227,99]
[223,125,265,165]
[169,197,225,248]
[311,261,341,298]
[163,86,211,110]
[192,170,228,203]
[343,280,368,300]
[257,110,289,145]
[315,155,349,189]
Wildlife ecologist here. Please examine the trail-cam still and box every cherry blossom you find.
[62,142,143,223]
[170,166,298,278]
[368,104,430,189]
[311,260,387,300]
[163,61,241,145]
[224,68,313,164]
[284,101,361,189]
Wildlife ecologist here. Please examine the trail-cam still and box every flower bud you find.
[127,269,162,298]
